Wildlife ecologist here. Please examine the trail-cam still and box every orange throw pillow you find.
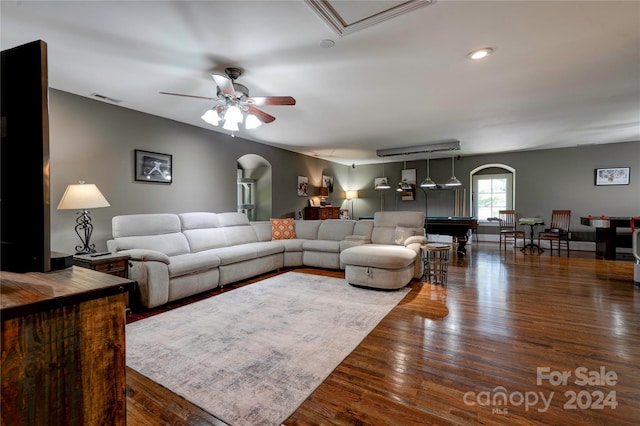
[271,218,296,240]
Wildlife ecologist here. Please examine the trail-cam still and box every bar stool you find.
[421,243,451,285]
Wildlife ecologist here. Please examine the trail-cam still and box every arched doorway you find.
[237,154,272,221]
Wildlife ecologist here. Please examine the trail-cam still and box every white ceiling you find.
[2,0,639,165]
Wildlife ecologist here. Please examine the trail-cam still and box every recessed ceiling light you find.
[467,47,494,60]
[320,39,335,48]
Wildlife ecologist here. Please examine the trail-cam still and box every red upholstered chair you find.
[538,210,571,256]
[498,210,525,251]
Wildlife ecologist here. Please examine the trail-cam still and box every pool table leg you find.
[456,236,468,257]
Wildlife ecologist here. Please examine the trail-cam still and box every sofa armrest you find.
[404,236,427,246]
[117,248,171,264]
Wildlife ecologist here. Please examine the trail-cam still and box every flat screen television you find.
[1,40,52,272]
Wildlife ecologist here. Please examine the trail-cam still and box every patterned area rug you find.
[126,271,409,425]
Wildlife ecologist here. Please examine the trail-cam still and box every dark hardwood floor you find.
[126,243,639,425]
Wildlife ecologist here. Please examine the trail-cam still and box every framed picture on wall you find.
[322,175,334,193]
[135,149,172,183]
[400,169,417,201]
[594,167,630,186]
[297,176,309,196]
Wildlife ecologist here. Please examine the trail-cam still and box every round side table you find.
[422,243,451,285]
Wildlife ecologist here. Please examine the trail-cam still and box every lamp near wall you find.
[445,155,462,187]
[57,181,110,254]
[345,190,358,219]
[318,186,329,206]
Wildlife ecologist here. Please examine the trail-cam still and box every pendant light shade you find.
[420,155,437,188]
[375,158,391,190]
[445,155,462,187]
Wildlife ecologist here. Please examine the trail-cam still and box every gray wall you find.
[49,89,639,253]
[49,89,347,253]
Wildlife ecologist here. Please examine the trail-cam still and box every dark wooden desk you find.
[1,267,133,425]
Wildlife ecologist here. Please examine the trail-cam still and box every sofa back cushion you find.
[251,221,273,242]
[294,220,322,240]
[353,220,374,237]
[318,220,356,241]
[179,212,228,252]
[371,211,425,245]
[111,214,190,256]
[216,212,259,246]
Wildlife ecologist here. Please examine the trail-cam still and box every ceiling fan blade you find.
[159,92,219,101]
[249,96,296,106]
[248,105,276,123]
[212,74,235,97]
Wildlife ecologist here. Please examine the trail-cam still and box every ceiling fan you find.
[160,67,296,132]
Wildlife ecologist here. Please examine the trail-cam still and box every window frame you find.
[469,164,516,225]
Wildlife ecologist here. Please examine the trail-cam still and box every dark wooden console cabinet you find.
[303,206,341,220]
[1,267,133,425]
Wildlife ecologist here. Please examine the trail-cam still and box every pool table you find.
[425,216,478,256]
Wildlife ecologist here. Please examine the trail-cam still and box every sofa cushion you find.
[271,218,296,239]
[111,213,191,256]
[294,220,322,239]
[167,251,221,278]
[251,221,273,242]
[183,228,228,252]
[223,225,259,246]
[279,239,306,252]
[217,212,251,227]
[112,213,181,238]
[302,239,341,253]
[179,212,220,230]
[341,244,416,269]
[246,241,285,257]
[371,211,424,245]
[317,220,356,241]
[209,244,258,266]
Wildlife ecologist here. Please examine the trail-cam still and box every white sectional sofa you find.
[107,211,425,309]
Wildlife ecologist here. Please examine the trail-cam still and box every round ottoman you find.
[340,244,417,290]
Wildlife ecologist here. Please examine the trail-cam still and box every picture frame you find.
[594,167,630,186]
[322,175,334,193]
[374,177,388,189]
[297,176,309,196]
[135,149,172,183]
[400,168,417,201]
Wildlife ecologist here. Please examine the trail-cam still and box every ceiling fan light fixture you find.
[245,113,263,129]
[225,104,243,123]
[201,109,220,126]
[223,119,240,132]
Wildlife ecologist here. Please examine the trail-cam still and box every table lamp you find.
[57,180,110,254]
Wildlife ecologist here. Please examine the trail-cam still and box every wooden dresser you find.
[1,267,133,425]
[303,206,341,220]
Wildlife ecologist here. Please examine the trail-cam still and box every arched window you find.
[470,164,516,223]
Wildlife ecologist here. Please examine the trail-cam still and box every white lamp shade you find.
[223,119,240,131]
[201,109,220,126]
[225,105,243,124]
[245,114,263,129]
[345,190,358,200]
[57,183,110,210]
